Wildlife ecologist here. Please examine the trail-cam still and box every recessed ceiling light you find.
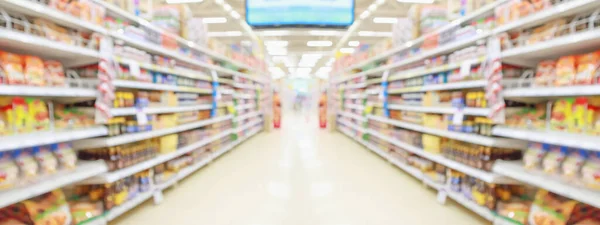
[307,41,333,47]
[373,17,398,24]
[202,17,227,24]
[397,0,434,3]
[166,0,203,3]
[348,41,360,47]
[340,48,355,54]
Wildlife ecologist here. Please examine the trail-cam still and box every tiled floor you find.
[112,114,487,225]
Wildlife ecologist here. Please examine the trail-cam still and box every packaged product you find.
[524,142,548,170]
[581,152,600,190]
[52,143,77,170]
[528,190,600,225]
[497,200,532,225]
[575,51,600,85]
[33,146,59,175]
[23,56,45,86]
[13,149,39,182]
[534,60,556,86]
[34,19,74,45]
[44,60,66,86]
[562,150,588,183]
[0,51,26,85]
[550,98,574,131]
[555,56,577,86]
[0,190,72,225]
[542,145,568,175]
[68,199,104,224]
[25,98,50,132]
[0,152,19,190]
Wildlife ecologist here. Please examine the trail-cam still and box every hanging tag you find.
[460,60,472,78]
[136,108,148,125]
[153,191,164,204]
[452,109,464,125]
[129,61,141,78]
[437,190,447,204]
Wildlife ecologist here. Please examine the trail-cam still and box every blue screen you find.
[246,0,355,27]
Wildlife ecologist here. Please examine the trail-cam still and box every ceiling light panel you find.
[202,17,227,24]
[357,31,393,37]
[373,17,398,24]
[397,0,434,3]
[230,11,241,19]
[307,41,333,47]
[264,41,288,47]
[348,41,360,47]
[340,48,355,54]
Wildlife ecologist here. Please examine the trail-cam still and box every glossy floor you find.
[112,114,487,225]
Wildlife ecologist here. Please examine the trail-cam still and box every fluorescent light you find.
[397,0,434,3]
[264,41,288,47]
[166,0,203,3]
[359,11,371,19]
[358,31,392,37]
[376,0,386,4]
[268,49,288,56]
[215,0,224,4]
[307,41,332,47]
[223,3,232,11]
[230,11,240,19]
[298,62,316,67]
[348,41,360,47]
[340,48,355,54]
[207,31,243,37]
[309,30,341,36]
[261,30,291,36]
[368,4,377,11]
[202,17,227,24]
[373,17,398,24]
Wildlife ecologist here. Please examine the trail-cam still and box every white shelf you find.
[0,28,99,67]
[493,160,600,208]
[389,57,486,81]
[114,57,211,81]
[0,0,108,33]
[345,104,365,110]
[176,157,213,181]
[338,111,367,122]
[388,80,487,94]
[336,0,503,78]
[235,93,255,99]
[110,104,213,116]
[492,126,600,152]
[233,83,259,89]
[113,80,212,94]
[236,103,256,110]
[234,111,263,122]
[338,118,366,133]
[0,126,108,152]
[502,29,600,67]
[105,191,153,221]
[387,104,490,116]
[503,85,600,98]
[340,83,367,90]
[493,0,600,34]
[363,140,426,181]
[345,93,366,99]
[0,161,108,208]
[367,128,518,184]
[422,177,445,191]
[368,115,527,149]
[80,129,233,184]
[90,0,260,74]
[235,119,263,133]
[73,115,232,149]
[0,85,97,99]
[446,191,495,221]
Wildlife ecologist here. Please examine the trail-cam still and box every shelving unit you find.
[0,0,271,222]
[328,0,600,222]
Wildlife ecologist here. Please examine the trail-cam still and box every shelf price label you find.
[136,108,148,125]
[129,61,141,78]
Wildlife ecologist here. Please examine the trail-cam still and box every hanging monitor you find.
[246,0,355,28]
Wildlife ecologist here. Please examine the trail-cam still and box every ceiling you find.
[167,0,422,78]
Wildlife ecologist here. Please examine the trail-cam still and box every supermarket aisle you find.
[113,114,487,225]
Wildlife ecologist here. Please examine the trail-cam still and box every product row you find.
[113,91,212,108]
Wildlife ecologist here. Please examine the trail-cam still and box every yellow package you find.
[159,134,179,154]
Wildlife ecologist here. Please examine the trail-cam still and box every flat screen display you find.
[246,0,355,28]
